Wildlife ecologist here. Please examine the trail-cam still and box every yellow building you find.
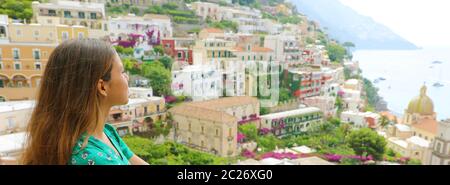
[169,96,260,157]
[403,85,438,142]
[108,97,166,136]
[385,85,439,164]
[32,1,107,31]
[0,15,89,101]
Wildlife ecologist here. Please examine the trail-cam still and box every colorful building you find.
[169,96,260,157]
[0,15,88,101]
[259,107,323,137]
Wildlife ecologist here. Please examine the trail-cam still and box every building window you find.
[188,123,191,131]
[78,12,85,19]
[62,31,69,41]
[12,48,20,60]
[201,126,204,134]
[90,12,97,19]
[16,29,21,36]
[78,32,84,39]
[35,62,41,70]
[33,30,39,38]
[188,137,191,144]
[178,52,182,59]
[48,9,56,16]
[64,11,71,18]
[14,62,21,70]
[8,118,15,129]
[156,105,160,112]
[144,107,148,114]
[33,49,41,60]
[0,26,5,37]
[215,129,219,136]
[242,56,244,61]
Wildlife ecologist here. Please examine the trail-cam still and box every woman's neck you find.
[91,104,112,138]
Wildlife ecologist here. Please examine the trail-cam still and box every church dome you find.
[407,85,434,115]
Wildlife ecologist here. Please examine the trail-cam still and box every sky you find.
[338,0,450,48]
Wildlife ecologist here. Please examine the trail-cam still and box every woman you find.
[22,39,148,165]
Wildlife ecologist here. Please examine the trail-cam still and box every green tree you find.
[0,0,34,21]
[153,45,164,56]
[278,88,292,103]
[379,115,390,128]
[343,42,355,52]
[162,2,178,10]
[326,43,347,63]
[305,37,315,45]
[346,128,387,160]
[257,134,284,152]
[260,107,270,115]
[130,6,140,15]
[158,56,173,70]
[238,124,258,141]
[141,62,172,96]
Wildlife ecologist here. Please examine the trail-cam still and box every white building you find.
[429,119,450,165]
[0,14,8,44]
[31,0,108,38]
[340,79,363,111]
[190,2,265,34]
[0,132,27,164]
[260,107,323,137]
[264,32,301,66]
[171,65,222,101]
[387,136,431,164]
[303,96,336,118]
[340,110,380,129]
[108,14,172,40]
[0,101,35,135]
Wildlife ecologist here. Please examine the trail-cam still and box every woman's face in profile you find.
[105,54,129,106]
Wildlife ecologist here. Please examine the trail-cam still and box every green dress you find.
[69,124,134,165]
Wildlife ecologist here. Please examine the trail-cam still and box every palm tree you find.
[379,115,389,129]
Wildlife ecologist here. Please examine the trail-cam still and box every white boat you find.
[433,82,444,87]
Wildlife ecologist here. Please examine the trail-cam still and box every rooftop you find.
[188,96,259,110]
[35,0,105,13]
[0,132,27,155]
[169,104,237,123]
[0,101,35,113]
[395,124,412,132]
[406,136,430,148]
[260,107,321,120]
[201,28,224,34]
[388,137,408,148]
[412,118,438,134]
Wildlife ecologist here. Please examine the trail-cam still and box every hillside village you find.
[1,0,449,165]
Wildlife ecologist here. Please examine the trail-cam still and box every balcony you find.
[238,115,260,125]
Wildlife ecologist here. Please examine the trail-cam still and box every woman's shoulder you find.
[70,143,122,165]
[69,133,123,165]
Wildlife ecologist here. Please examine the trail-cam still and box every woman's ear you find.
[97,79,108,97]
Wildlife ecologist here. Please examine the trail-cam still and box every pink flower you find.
[237,133,246,143]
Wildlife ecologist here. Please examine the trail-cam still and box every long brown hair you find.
[22,39,116,165]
